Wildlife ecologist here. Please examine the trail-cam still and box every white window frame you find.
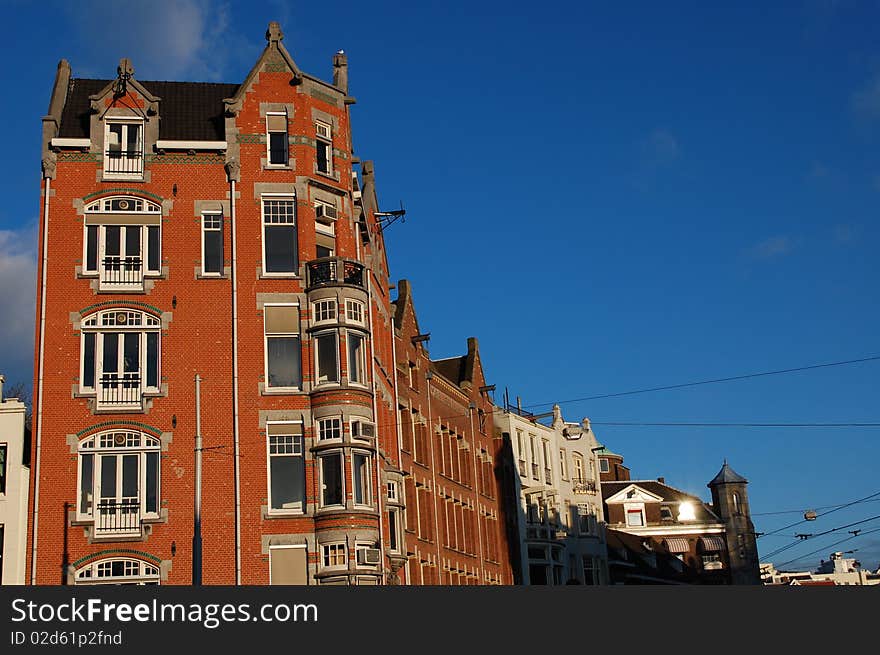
[572,454,585,481]
[387,481,399,502]
[103,118,144,180]
[318,451,345,508]
[346,330,368,386]
[266,425,305,514]
[263,303,302,391]
[321,542,347,570]
[76,431,161,534]
[261,194,298,276]
[599,458,610,473]
[74,557,160,585]
[344,299,365,326]
[625,505,646,527]
[265,111,289,167]
[311,298,337,325]
[316,416,342,442]
[352,450,373,508]
[315,121,333,174]
[314,330,340,385]
[559,448,568,480]
[201,212,224,276]
[388,507,402,553]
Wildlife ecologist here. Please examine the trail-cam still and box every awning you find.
[663,538,690,554]
[699,536,725,552]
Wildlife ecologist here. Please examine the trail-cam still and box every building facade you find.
[495,404,608,584]
[0,376,30,584]
[391,280,512,585]
[30,22,407,585]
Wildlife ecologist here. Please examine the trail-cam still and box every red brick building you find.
[29,22,406,585]
[392,281,512,585]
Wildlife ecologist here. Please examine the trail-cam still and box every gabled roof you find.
[58,77,239,140]
[708,460,748,486]
[602,480,721,523]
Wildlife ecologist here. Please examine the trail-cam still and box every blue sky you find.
[1,0,878,572]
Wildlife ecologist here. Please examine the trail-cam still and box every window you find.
[599,458,610,473]
[316,417,342,442]
[80,310,161,410]
[321,542,346,569]
[312,299,336,324]
[529,434,539,479]
[201,213,223,275]
[77,431,160,536]
[572,454,584,482]
[516,430,526,476]
[352,451,372,506]
[347,331,367,385]
[660,505,674,521]
[266,112,289,166]
[387,481,399,503]
[388,507,401,552]
[315,331,339,384]
[267,424,304,513]
[318,452,344,507]
[263,305,301,390]
[345,299,365,325]
[355,542,380,567]
[702,553,722,570]
[733,492,741,516]
[83,196,162,290]
[559,448,568,480]
[315,121,332,174]
[577,503,597,535]
[542,440,552,484]
[626,508,645,527]
[0,444,6,494]
[314,199,337,258]
[75,558,160,585]
[582,555,600,585]
[262,195,298,274]
[104,120,144,179]
[269,545,307,585]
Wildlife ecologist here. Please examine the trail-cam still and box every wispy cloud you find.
[0,222,37,383]
[642,128,681,167]
[851,72,880,122]
[65,1,238,81]
[747,235,799,260]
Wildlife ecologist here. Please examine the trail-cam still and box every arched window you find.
[733,492,741,516]
[77,430,161,536]
[82,196,162,290]
[80,309,161,411]
[75,557,160,585]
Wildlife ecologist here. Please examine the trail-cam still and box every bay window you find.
[314,331,339,384]
[352,451,372,507]
[347,331,367,385]
[319,451,344,507]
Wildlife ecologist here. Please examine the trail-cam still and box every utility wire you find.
[760,514,880,561]
[775,526,880,569]
[758,490,880,538]
[524,354,880,409]
[752,498,880,517]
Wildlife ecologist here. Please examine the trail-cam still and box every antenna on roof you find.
[375,200,407,232]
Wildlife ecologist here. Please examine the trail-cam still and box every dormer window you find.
[104,119,144,179]
[266,112,289,166]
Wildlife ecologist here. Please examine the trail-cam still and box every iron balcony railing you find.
[94,499,141,535]
[101,256,144,288]
[571,478,597,494]
[98,373,143,410]
[306,257,366,290]
[104,149,144,177]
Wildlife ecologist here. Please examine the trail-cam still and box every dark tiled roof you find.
[708,461,748,486]
[58,78,239,141]
[432,357,467,386]
[602,480,720,523]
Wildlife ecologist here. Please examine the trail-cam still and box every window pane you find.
[146,452,158,513]
[122,454,138,498]
[86,225,98,271]
[124,225,140,257]
[108,124,123,152]
[264,225,297,273]
[146,333,159,388]
[102,333,119,373]
[264,305,299,334]
[123,333,139,373]
[104,225,120,257]
[388,509,398,551]
[269,132,288,164]
[267,336,301,388]
[348,333,365,384]
[270,455,304,511]
[317,142,330,173]
[316,333,338,383]
[316,244,333,259]
[147,226,160,272]
[321,454,343,506]
[83,333,96,388]
[80,453,93,513]
[100,455,117,500]
[204,230,223,274]
[353,453,370,505]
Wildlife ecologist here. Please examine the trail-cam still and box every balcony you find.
[94,499,141,536]
[100,256,144,290]
[571,478,597,494]
[306,257,366,291]
[104,149,144,179]
[97,373,143,411]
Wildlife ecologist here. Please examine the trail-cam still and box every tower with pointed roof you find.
[708,461,761,584]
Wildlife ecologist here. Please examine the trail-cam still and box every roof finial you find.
[266,21,284,43]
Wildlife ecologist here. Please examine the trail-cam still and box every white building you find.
[0,375,30,585]
[761,552,880,586]
[495,403,607,584]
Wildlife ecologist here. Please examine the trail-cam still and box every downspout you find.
[229,172,242,585]
[389,316,407,584]
[367,274,385,583]
[30,173,50,584]
[425,371,442,576]
[469,407,486,583]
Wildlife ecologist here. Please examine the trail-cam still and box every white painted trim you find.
[50,137,90,147]
[155,140,227,150]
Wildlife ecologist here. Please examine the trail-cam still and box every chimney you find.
[333,50,348,94]
[657,477,665,484]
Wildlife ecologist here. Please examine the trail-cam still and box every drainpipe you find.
[425,370,442,575]
[30,174,50,584]
[389,315,406,584]
[230,173,241,585]
[469,407,486,583]
[193,374,203,585]
[367,274,385,583]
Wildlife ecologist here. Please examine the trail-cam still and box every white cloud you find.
[66,1,235,81]
[748,235,798,260]
[0,222,37,383]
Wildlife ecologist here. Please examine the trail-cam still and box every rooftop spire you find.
[266,21,284,43]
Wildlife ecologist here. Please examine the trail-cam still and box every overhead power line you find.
[525,354,880,409]
[758,490,880,539]
[775,526,880,569]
